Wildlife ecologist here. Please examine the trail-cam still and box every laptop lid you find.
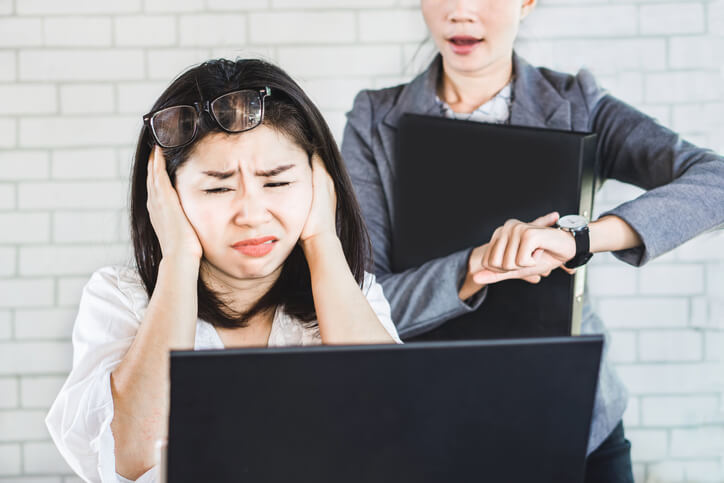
[394,114,597,340]
[167,336,602,483]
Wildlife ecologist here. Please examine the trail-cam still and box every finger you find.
[561,265,577,275]
[522,275,541,284]
[517,232,544,267]
[530,211,559,228]
[486,229,510,271]
[502,225,523,271]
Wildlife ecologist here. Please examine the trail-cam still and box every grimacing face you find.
[174,125,313,285]
[421,0,536,75]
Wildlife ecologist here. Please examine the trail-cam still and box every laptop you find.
[395,114,597,341]
[166,336,603,482]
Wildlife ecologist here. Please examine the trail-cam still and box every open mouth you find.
[448,36,482,46]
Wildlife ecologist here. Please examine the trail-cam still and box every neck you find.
[200,261,281,316]
[439,54,513,114]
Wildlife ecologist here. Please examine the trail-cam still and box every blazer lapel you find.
[510,53,571,130]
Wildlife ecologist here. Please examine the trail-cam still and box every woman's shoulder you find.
[83,264,148,316]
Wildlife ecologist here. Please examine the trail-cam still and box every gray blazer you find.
[341,53,724,453]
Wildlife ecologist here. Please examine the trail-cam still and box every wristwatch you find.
[557,214,593,269]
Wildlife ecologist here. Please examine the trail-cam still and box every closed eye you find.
[203,187,232,194]
[264,182,291,188]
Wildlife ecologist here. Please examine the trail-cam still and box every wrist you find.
[300,232,343,266]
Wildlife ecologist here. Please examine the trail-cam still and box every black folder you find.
[394,114,597,341]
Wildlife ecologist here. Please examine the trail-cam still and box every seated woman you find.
[45,58,401,483]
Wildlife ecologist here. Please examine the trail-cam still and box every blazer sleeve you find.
[582,71,724,266]
[45,266,159,483]
[341,90,487,339]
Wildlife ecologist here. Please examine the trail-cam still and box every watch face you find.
[558,214,588,231]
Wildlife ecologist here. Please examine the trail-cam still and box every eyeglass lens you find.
[151,105,197,148]
[211,90,263,132]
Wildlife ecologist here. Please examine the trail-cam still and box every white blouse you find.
[45,265,401,483]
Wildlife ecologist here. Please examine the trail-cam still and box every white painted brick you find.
[250,12,355,44]
[51,148,116,179]
[0,342,72,376]
[642,395,720,426]
[0,213,50,243]
[298,78,369,111]
[670,426,724,458]
[640,3,705,35]
[608,330,637,363]
[118,147,135,178]
[43,17,112,47]
[587,265,637,296]
[145,0,204,12]
[632,464,645,483]
[14,309,75,341]
[59,84,115,115]
[597,179,646,204]
[146,48,210,80]
[670,36,724,70]
[691,296,713,329]
[639,264,704,295]
[712,1,724,33]
[278,45,402,78]
[646,461,684,482]
[705,331,724,361]
[57,277,89,307]
[0,279,54,308]
[617,363,721,394]
[119,210,130,243]
[207,0,269,9]
[18,181,126,209]
[19,116,140,148]
[645,71,723,103]
[0,410,49,440]
[627,429,669,461]
[114,15,176,47]
[0,118,17,148]
[598,298,688,328]
[15,309,76,341]
[681,460,724,482]
[0,85,55,115]
[23,442,73,474]
[623,395,639,426]
[0,0,11,15]
[0,311,11,339]
[0,18,42,47]
[211,46,277,63]
[16,0,141,14]
[53,211,118,243]
[0,51,15,82]
[640,329,703,362]
[525,6,637,38]
[707,264,724,297]
[0,183,16,210]
[673,102,724,133]
[179,14,247,47]
[19,50,144,82]
[597,72,644,105]
[0,247,16,277]
[0,443,21,476]
[117,81,167,114]
[359,10,427,43]
[0,378,18,408]
[544,39,667,77]
[675,232,724,264]
[20,377,65,408]
[19,244,130,276]
[0,151,49,180]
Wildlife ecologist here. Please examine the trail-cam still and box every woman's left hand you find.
[300,153,338,245]
[480,211,577,275]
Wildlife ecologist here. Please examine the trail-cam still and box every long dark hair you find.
[129,58,372,328]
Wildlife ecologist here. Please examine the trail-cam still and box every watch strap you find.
[564,226,593,269]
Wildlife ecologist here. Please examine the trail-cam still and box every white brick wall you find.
[0,1,722,482]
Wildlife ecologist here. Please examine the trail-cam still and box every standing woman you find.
[341,1,724,481]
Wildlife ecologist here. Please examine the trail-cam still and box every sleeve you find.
[341,90,487,339]
[362,271,402,344]
[45,266,159,483]
[582,71,724,266]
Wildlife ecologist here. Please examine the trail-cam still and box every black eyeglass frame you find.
[142,86,272,148]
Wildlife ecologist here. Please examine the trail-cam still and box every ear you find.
[520,0,537,20]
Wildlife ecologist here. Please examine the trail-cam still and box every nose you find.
[231,186,271,228]
[448,0,477,23]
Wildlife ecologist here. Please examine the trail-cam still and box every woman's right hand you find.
[147,146,203,262]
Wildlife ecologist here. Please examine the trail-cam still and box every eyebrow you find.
[201,164,295,179]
